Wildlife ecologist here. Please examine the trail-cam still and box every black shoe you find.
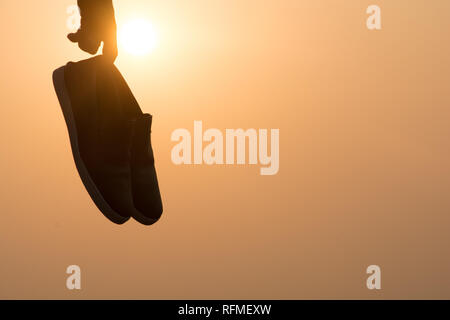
[52,57,138,224]
[130,114,163,225]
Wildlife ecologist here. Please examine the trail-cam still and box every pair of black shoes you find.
[52,56,162,225]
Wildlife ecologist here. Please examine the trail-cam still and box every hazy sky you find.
[1,0,450,299]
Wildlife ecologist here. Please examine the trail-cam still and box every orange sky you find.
[1,0,450,299]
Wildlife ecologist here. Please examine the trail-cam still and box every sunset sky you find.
[1,0,450,299]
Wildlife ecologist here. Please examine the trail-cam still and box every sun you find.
[118,19,158,56]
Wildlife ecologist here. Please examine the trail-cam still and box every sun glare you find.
[119,19,158,56]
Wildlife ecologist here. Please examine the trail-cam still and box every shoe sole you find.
[52,66,130,225]
[131,208,160,226]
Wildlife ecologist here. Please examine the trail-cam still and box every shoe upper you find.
[86,119,137,219]
[130,114,163,224]
[63,58,138,220]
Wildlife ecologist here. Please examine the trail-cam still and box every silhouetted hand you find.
[67,0,118,63]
